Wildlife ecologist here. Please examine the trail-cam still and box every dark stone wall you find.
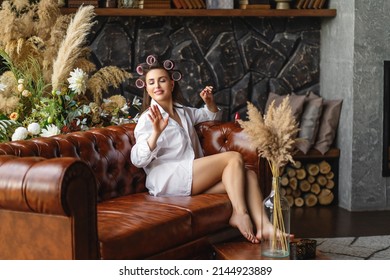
[89,16,321,120]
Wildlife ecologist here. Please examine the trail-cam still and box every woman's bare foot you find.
[256,221,294,241]
[256,222,275,241]
[229,211,259,244]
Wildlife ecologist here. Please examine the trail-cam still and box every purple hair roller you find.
[136,65,144,75]
[171,71,182,81]
[135,79,145,88]
[163,60,175,70]
[146,55,156,65]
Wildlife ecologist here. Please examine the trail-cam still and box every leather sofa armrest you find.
[0,155,99,259]
[0,155,96,215]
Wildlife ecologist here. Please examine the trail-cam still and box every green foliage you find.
[0,117,19,142]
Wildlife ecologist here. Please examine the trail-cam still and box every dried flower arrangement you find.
[238,96,299,255]
[0,0,137,142]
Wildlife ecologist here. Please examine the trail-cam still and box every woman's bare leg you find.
[192,151,258,243]
[244,170,275,241]
[245,170,294,241]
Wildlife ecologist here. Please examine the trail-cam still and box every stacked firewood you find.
[280,160,335,207]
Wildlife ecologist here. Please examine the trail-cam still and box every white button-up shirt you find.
[131,99,222,196]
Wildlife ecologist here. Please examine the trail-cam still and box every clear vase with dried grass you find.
[238,96,299,258]
[262,176,290,257]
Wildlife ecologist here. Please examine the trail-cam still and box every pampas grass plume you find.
[238,95,299,177]
[51,5,96,91]
[87,66,132,105]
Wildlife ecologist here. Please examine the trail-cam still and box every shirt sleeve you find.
[192,105,223,124]
[130,114,161,168]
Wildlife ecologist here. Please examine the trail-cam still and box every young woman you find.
[131,55,276,243]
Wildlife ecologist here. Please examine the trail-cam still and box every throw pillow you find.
[296,92,323,154]
[265,92,306,122]
[313,99,343,154]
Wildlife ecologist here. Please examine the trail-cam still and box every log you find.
[304,193,318,207]
[310,183,321,195]
[299,179,311,192]
[319,160,332,174]
[318,189,334,205]
[325,179,335,189]
[292,160,302,169]
[316,175,327,186]
[285,186,292,195]
[326,171,334,180]
[281,175,289,186]
[306,163,319,176]
[292,189,301,198]
[286,195,294,207]
[296,168,307,180]
[289,177,298,190]
[294,197,304,207]
[307,175,316,184]
[286,167,296,178]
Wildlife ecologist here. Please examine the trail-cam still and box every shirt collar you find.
[150,99,182,116]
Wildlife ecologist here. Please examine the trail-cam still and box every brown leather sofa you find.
[0,121,265,260]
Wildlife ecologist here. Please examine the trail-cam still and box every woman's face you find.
[145,68,174,104]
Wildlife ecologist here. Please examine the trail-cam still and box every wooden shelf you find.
[293,148,340,160]
[61,8,337,17]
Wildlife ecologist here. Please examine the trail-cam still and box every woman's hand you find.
[147,105,168,150]
[148,105,169,135]
[200,86,218,112]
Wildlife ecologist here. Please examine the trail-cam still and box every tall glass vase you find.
[261,176,290,258]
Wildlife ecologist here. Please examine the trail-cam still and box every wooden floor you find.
[291,205,390,238]
[209,206,390,260]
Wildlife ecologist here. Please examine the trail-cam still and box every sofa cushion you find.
[296,92,323,154]
[98,194,192,259]
[97,192,232,259]
[265,92,306,122]
[140,193,232,238]
[313,99,343,154]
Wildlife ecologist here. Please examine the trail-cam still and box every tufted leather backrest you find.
[0,121,261,201]
[195,121,260,178]
[0,124,146,201]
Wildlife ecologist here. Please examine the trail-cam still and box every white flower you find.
[132,96,142,106]
[67,68,88,95]
[17,83,24,92]
[22,89,31,97]
[11,127,28,141]
[18,79,24,84]
[0,83,6,91]
[40,124,61,137]
[120,103,129,114]
[111,116,119,124]
[27,123,41,135]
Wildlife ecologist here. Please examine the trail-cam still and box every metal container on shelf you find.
[206,0,234,9]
